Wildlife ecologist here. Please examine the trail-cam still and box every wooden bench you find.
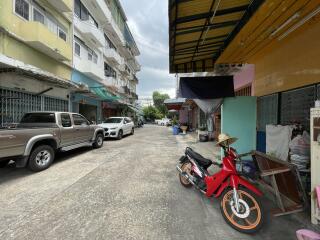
[252,151,307,216]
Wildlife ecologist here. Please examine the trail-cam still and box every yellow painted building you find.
[0,0,73,80]
[251,16,320,96]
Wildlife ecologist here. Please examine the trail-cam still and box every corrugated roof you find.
[169,0,265,73]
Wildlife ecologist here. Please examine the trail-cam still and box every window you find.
[72,114,89,126]
[104,118,122,124]
[104,34,117,50]
[61,114,72,127]
[74,42,81,56]
[20,113,55,123]
[15,0,29,20]
[88,49,93,61]
[15,0,69,42]
[75,0,98,28]
[58,28,67,41]
[46,16,58,34]
[33,8,44,24]
[87,48,98,63]
[104,62,116,78]
[93,52,98,64]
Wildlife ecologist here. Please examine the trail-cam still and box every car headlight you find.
[110,127,117,130]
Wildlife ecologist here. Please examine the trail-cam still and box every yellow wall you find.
[0,0,73,80]
[251,18,320,96]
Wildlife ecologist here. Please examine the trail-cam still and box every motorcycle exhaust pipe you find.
[176,165,206,194]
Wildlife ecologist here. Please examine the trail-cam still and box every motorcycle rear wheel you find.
[179,162,193,188]
[220,188,264,234]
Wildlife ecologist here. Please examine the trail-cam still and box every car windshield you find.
[104,118,122,123]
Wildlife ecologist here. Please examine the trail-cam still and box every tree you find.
[152,91,170,116]
[143,106,163,121]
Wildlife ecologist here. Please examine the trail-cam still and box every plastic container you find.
[173,126,179,135]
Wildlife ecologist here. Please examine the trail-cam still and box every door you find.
[59,113,76,147]
[124,118,132,134]
[221,97,257,157]
[72,114,92,142]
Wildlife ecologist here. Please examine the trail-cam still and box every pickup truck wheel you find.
[93,133,104,149]
[0,160,10,168]
[28,145,54,172]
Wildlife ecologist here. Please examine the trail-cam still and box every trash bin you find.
[173,126,179,135]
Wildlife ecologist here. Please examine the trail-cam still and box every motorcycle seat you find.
[185,147,212,168]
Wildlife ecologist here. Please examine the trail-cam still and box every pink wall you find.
[234,64,255,94]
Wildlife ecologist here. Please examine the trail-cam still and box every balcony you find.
[121,86,131,95]
[103,76,116,86]
[48,0,73,12]
[74,57,104,81]
[20,22,72,62]
[74,17,104,47]
[104,48,122,66]
[86,0,125,46]
[119,64,131,76]
[132,75,139,84]
[131,92,138,100]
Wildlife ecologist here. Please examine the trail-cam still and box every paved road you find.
[0,125,311,239]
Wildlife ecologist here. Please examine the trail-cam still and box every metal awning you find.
[0,55,79,89]
[169,0,320,73]
[169,0,264,73]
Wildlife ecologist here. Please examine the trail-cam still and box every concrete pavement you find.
[0,125,315,239]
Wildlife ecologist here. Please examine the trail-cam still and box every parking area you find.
[0,125,318,239]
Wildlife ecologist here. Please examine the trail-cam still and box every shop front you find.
[0,69,75,127]
[71,70,117,123]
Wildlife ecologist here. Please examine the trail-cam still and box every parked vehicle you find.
[0,112,104,172]
[99,117,134,140]
[158,118,171,126]
[137,119,144,128]
[176,134,264,233]
[154,119,161,124]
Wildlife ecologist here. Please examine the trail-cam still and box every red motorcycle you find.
[176,141,264,233]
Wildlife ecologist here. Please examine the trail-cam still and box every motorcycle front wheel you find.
[220,188,264,234]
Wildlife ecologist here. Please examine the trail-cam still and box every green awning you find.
[90,87,119,101]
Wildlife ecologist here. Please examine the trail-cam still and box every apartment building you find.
[0,0,140,126]
[71,0,140,122]
[0,0,75,126]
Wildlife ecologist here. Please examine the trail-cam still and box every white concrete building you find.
[71,0,140,121]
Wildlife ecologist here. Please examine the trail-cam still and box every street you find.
[0,125,310,240]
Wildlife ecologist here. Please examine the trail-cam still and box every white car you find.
[158,118,171,126]
[99,117,134,140]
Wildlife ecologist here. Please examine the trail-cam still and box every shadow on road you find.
[0,147,92,184]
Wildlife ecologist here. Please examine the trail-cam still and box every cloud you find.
[120,0,176,98]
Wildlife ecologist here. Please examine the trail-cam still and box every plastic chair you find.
[296,229,320,240]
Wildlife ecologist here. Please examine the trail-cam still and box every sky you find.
[119,0,176,99]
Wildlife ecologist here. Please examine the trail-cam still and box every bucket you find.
[173,126,179,135]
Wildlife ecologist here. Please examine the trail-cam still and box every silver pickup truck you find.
[0,112,104,172]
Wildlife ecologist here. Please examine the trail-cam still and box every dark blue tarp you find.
[179,76,235,99]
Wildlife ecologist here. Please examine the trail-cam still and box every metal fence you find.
[0,87,68,127]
